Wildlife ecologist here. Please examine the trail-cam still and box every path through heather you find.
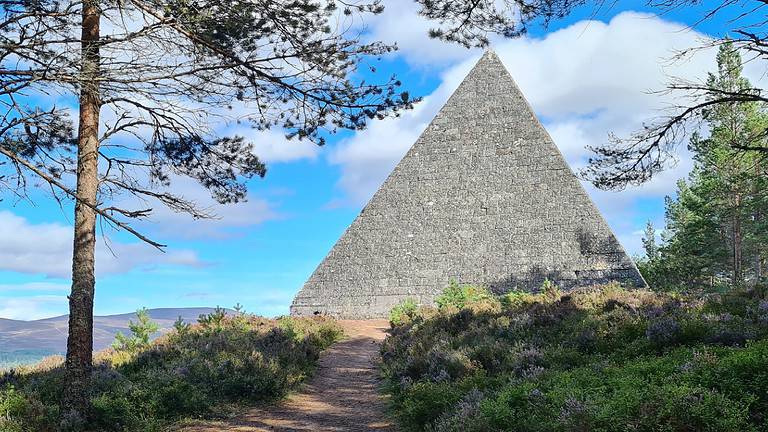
[180,320,395,432]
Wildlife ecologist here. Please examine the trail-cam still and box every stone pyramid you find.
[291,51,645,318]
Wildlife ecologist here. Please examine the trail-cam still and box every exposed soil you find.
[179,320,395,432]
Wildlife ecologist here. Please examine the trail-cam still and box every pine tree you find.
[642,221,659,261]
[0,0,412,420]
[659,42,768,289]
[112,308,160,352]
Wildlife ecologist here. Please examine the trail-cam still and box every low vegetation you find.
[382,281,768,431]
[0,309,342,431]
[0,351,61,372]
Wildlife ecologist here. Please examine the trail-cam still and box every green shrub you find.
[0,385,28,431]
[1,385,27,418]
[435,280,496,310]
[112,308,160,353]
[398,381,462,430]
[1,313,342,431]
[381,285,768,431]
[539,278,560,300]
[500,290,537,309]
[390,298,420,326]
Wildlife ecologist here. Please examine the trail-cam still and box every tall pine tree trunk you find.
[755,162,763,283]
[63,0,100,420]
[732,193,743,286]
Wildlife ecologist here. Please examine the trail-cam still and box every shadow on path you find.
[180,320,394,432]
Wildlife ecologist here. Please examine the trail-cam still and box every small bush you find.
[390,298,420,326]
[539,278,560,301]
[646,316,682,349]
[435,280,496,311]
[112,308,160,352]
[429,389,487,432]
[500,290,537,309]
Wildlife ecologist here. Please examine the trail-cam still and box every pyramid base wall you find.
[290,270,645,319]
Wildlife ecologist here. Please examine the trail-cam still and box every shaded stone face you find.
[291,51,646,319]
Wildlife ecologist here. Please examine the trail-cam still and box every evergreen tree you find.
[112,308,160,352]
[658,42,768,289]
[0,0,413,419]
[642,221,659,261]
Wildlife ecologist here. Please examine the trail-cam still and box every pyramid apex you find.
[479,48,500,62]
[468,48,511,78]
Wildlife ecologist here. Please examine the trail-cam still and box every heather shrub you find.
[0,312,342,431]
[428,389,487,432]
[646,316,682,348]
[435,280,497,311]
[500,289,537,309]
[397,380,463,429]
[390,298,420,326]
[538,278,560,301]
[382,285,768,431]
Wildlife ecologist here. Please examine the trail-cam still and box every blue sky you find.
[0,1,759,319]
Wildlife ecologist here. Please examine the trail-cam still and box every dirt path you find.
[180,320,395,432]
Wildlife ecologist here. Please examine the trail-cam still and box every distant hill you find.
[0,308,229,369]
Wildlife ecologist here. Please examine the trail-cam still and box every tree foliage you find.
[641,221,659,261]
[0,0,413,224]
[111,308,160,352]
[583,22,768,188]
[640,44,768,291]
[416,0,587,47]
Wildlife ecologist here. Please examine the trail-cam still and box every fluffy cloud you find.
[0,282,69,292]
[361,0,480,66]
[328,12,742,254]
[119,175,282,240]
[0,211,204,279]
[226,126,320,164]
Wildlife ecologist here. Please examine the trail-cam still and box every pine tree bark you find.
[62,0,101,420]
[755,162,763,283]
[732,193,743,286]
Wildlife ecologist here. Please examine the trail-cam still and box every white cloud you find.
[328,12,750,254]
[0,295,68,320]
[225,126,320,163]
[361,0,482,66]
[0,282,69,292]
[0,211,205,279]
[124,175,282,240]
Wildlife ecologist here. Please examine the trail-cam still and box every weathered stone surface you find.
[291,51,646,319]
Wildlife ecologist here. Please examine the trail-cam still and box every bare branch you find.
[0,145,166,250]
